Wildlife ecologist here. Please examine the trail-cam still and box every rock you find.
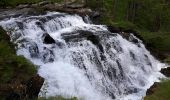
[3,74,44,100]
[43,33,55,44]
[124,29,144,42]
[42,4,56,9]
[17,4,30,9]
[6,83,26,100]
[160,67,170,77]
[26,74,44,99]
[91,11,100,18]
[38,1,50,6]
[79,8,92,15]
[67,4,85,9]
[146,82,160,95]
[107,25,120,33]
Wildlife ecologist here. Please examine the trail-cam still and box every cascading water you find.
[0,12,165,100]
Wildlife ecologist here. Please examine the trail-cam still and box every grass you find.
[0,27,36,84]
[140,31,170,53]
[144,80,170,100]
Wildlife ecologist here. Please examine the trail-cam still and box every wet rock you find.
[3,75,44,100]
[87,34,104,53]
[38,1,50,6]
[91,11,100,19]
[107,25,120,33]
[6,83,26,100]
[124,29,144,42]
[146,82,160,95]
[67,4,85,9]
[28,42,39,58]
[31,4,38,8]
[78,8,92,15]
[160,67,170,77]
[43,33,55,44]
[17,4,30,9]
[26,74,44,99]
[42,47,54,63]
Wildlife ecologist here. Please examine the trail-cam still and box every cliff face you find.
[0,27,44,100]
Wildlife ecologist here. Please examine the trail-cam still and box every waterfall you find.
[0,12,164,100]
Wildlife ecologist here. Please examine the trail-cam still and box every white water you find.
[0,12,165,100]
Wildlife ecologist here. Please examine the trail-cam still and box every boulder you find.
[38,1,50,6]
[43,33,55,44]
[160,67,170,77]
[107,25,120,33]
[26,74,44,99]
[4,74,44,100]
[146,82,160,95]
[67,4,85,9]
[31,4,38,8]
[91,11,100,19]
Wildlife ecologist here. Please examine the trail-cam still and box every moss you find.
[0,27,36,84]
[144,80,170,100]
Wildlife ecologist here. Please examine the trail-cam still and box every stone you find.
[146,82,160,95]
[160,67,170,77]
[17,4,30,9]
[43,33,55,44]
[26,74,44,99]
[67,4,85,9]
[38,1,50,6]
[91,11,100,18]
[107,25,120,33]
[3,75,44,100]
[31,4,38,8]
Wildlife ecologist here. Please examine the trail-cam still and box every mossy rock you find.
[0,27,37,99]
[0,27,37,83]
[145,80,170,100]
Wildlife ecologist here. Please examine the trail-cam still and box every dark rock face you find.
[146,82,160,95]
[107,25,120,33]
[90,11,100,19]
[160,67,170,77]
[26,74,44,99]
[4,74,44,100]
[43,33,55,44]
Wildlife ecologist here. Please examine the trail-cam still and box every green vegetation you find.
[87,0,170,61]
[144,80,170,100]
[0,27,36,84]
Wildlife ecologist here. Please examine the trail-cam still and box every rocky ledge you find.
[0,0,93,18]
[1,74,44,100]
